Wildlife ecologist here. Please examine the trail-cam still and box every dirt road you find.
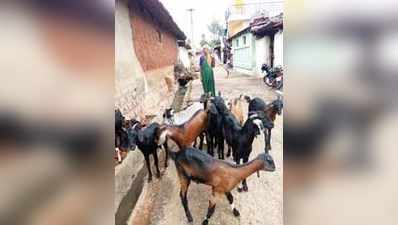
[128,66,283,225]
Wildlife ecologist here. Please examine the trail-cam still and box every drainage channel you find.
[115,164,147,225]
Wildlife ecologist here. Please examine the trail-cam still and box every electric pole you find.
[187,8,195,46]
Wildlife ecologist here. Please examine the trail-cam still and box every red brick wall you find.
[130,5,178,71]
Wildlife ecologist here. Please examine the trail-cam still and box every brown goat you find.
[228,95,246,125]
[175,147,275,224]
[158,109,208,151]
[225,95,247,157]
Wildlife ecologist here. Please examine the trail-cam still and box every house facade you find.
[115,0,186,119]
[229,13,283,76]
[230,28,256,74]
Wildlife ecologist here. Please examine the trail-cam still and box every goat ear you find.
[244,95,251,103]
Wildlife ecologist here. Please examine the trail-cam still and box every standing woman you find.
[199,45,216,97]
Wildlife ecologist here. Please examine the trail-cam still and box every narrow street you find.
[128,66,283,225]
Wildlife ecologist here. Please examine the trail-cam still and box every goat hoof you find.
[187,215,193,223]
[243,185,248,192]
[237,187,243,192]
[233,208,240,217]
[147,177,152,183]
[202,219,209,225]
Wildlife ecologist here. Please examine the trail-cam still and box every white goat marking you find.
[230,203,235,211]
[115,148,122,162]
[158,130,169,145]
[249,113,258,119]
[253,119,264,134]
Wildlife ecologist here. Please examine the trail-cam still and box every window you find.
[157,30,162,43]
[243,35,247,45]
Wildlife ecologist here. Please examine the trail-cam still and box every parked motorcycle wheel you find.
[275,80,283,90]
[263,76,273,87]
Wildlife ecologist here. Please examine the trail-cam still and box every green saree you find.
[200,57,216,97]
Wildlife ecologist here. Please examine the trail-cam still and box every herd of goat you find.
[115,94,283,225]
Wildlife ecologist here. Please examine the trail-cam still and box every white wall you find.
[232,32,258,75]
[273,30,283,67]
[255,36,271,75]
[115,0,146,119]
[178,47,190,68]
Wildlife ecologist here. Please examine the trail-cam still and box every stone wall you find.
[143,66,175,120]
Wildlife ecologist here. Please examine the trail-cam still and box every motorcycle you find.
[261,64,283,90]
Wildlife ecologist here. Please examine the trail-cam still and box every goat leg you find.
[178,175,193,223]
[225,192,240,217]
[144,155,152,182]
[265,128,272,151]
[202,192,219,225]
[163,142,169,168]
[153,152,161,178]
[199,132,204,150]
[242,179,248,192]
[206,135,213,156]
[218,138,224,160]
[242,157,249,192]
[227,145,232,158]
[144,155,152,183]
[236,159,244,192]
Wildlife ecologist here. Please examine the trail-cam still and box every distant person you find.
[199,45,216,97]
[225,53,233,78]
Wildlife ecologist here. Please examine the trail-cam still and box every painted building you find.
[228,13,283,76]
[230,27,256,74]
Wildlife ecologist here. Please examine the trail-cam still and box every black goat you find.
[115,109,129,163]
[205,102,225,159]
[247,96,283,152]
[127,122,169,182]
[212,96,273,192]
[162,108,175,125]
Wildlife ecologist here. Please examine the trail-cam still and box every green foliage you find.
[207,20,224,48]
[207,20,224,39]
[209,39,221,48]
[200,39,209,47]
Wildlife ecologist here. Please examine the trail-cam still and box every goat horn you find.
[249,113,258,119]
